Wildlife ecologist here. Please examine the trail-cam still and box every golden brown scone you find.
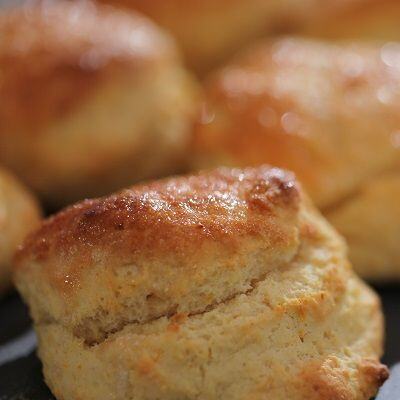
[0,168,41,295]
[193,37,400,280]
[0,0,198,206]
[302,0,400,41]
[15,166,388,400]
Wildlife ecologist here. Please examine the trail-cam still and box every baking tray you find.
[0,285,399,399]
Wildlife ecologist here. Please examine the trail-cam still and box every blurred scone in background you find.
[192,37,400,280]
[0,0,198,206]
[0,167,41,295]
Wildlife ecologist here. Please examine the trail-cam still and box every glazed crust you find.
[15,166,388,399]
[0,168,41,294]
[0,0,198,205]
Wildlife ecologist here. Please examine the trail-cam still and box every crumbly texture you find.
[193,37,400,279]
[15,166,388,400]
[0,168,41,295]
[0,0,198,206]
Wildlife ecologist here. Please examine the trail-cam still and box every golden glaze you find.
[193,38,400,208]
[0,0,176,133]
[16,166,299,293]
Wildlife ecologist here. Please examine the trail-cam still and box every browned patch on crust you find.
[136,356,157,376]
[298,357,352,400]
[298,356,388,400]
[300,222,320,240]
[167,313,188,333]
[358,358,389,396]
[301,358,353,400]
[274,289,335,322]
[273,260,346,321]
[15,166,300,295]
[322,263,348,302]
[136,350,164,380]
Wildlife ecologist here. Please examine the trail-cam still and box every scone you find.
[301,0,400,41]
[14,166,388,400]
[0,168,41,295]
[0,0,198,206]
[193,37,400,280]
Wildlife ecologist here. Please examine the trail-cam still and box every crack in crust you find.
[75,273,268,346]
[298,356,389,400]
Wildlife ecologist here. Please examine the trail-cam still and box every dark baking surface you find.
[0,285,399,399]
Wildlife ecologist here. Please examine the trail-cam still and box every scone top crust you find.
[17,166,300,265]
[193,37,400,209]
[15,166,301,343]
[0,0,177,133]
